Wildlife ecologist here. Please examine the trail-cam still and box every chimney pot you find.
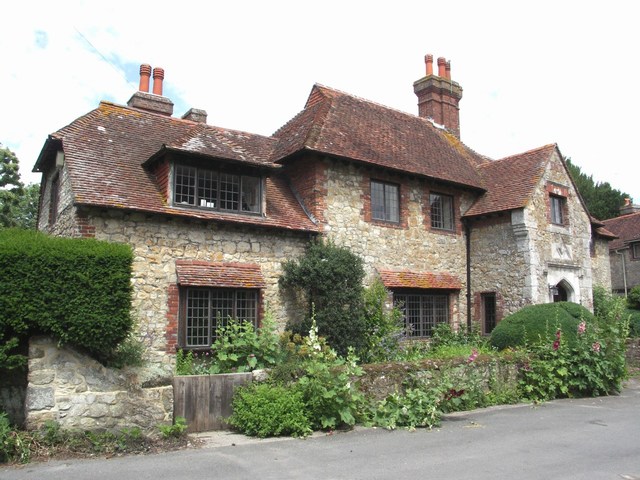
[139,64,151,93]
[425,54,434,76]
[152,67,165,96]
[445,61,451,80]
[437,57,447,77]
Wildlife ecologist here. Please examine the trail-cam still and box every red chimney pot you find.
[425,54,434,76]
[437,57,446,77]
[152,67,165,96]
[445,61,451,80]
[139,64,151,93]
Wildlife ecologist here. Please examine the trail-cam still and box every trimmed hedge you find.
[490,302,594,351]
[0,229,133,366]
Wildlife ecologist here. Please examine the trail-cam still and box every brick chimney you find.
[619,197,640,216]
[413,54,463,138]
[127,64,174,116]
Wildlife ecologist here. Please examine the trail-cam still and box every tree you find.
[0,144,40,229]
[0,144,24,228]
[566,158,629,220]
[279,240,367,356]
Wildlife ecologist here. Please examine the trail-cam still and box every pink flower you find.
[592,342,601,353]
[555,330,562,340]
[577,322,586,335]
[467,349,479,363]
[553,340,560,351]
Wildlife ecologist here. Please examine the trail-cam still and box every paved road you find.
[3,379,640,480]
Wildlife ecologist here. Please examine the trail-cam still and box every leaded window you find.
[430,193,454,231]
[183,288,258,348]
[394,292,449,337]
[550,195,565,225]
[174,164,261,214]
[371,180,399,223]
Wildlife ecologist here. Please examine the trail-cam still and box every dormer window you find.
[173,164,261,214]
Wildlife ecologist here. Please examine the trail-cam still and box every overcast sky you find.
[3,0,639,208]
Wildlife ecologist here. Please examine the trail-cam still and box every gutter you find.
[463,218,472,332]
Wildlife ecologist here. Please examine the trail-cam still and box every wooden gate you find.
[172,373,252,432]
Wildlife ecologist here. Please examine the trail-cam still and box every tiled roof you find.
[272,84,487,190]
[464,144,556,217]
[378,269,462,290]
[176,260,265,288]
[36,102,318,233]
[602,212,640,250]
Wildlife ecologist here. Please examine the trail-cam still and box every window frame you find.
[173,163,262,215]
[394,291,450,338]
[181,287,259,349]
[429,192,455,231]
[550,195,565,225]
[481,292,497,335]
[632,242,640,260]
[370,180,400,224]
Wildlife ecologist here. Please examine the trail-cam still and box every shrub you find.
[490,302,593,351]
[627,309,640,337]
[280,240,367,356]
[0,229,133,366]
[361,279,405,363]
[158,417,188,439]
[369,388,441,430]
[627,285,640,310]
[0,412,30,463]
[228,383,312,438]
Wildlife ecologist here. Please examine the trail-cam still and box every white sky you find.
[2,0,639,207]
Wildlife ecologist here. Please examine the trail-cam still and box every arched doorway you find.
[551,279,573,303]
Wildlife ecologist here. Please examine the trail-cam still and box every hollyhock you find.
[592,342,601,353]
[577,321,586,335]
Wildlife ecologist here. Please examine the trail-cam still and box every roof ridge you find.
[490,143,558,164]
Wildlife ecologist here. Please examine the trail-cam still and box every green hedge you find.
[0,229,133,367]
[490,302,594,351]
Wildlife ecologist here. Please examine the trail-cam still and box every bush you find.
[0,229,133,366]
[280,240,367,356]
[361,279,405,363]
[627,285,640,310]
[627,309,640,337]
[490,302,593,351]
[229,383,312,438]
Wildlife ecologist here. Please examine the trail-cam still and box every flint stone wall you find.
[24,336,172,432]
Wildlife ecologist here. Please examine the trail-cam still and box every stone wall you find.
[87,209,310,371]
[591,237,613,290]
[24,336,172,432]
[320,159,473,327]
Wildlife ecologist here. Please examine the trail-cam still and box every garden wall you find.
[24,336,172,432]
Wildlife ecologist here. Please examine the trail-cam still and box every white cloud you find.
[2,0,639,205]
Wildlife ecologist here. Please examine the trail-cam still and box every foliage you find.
[158,417,188,439]
[627,285,640,310]
[175,313,281,375]
[0,229,134,368]
[1,416,178,464]
[9,184,40,230]
[104,334,146,369]
[519,301,629,401]
[368,387,441,430]
[490,302,593,351]
[566,158,629,220]
[627,309,640,337]
[0,144,24,229]
[280,240,367,356]
[228,383,312,438]
[361,279,405,363]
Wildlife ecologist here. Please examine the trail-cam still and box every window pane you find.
[198,170,218,208]
[483,293,497,334]
[385,184,399,223]
[430,193,454,230]
[186,289,210,347]
[241,176,261,213]
[551,196,564,224]
[211,289,235,337]
[371,181,386,220]
[235,290,258,327]
[175,165,196,205]
[219,173,240,211]
[633,243,640,259]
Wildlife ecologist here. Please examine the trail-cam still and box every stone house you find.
[26,55,613,430]
[602,199,640,294]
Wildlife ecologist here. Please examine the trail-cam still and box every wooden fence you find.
[172,373,252,432]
